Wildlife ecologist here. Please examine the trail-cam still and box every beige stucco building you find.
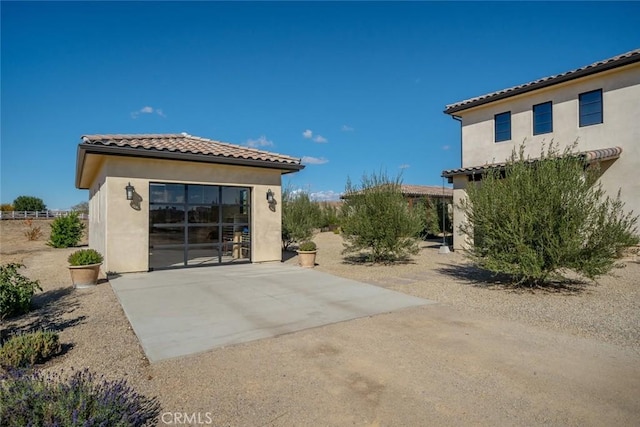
[442,48,640,250]
[75,134,303,272]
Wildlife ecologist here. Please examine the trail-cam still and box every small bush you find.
[0,204,13,212]
[0,368,162,426]
[68,249,103,266]
[12,196,46,212]
[282,187,322,250]
[0,330,61,368]
[298,241,317,251]
[340,172,425,262]
[47,212,86,248]
[23,219,43,241]
[0,263,42,319]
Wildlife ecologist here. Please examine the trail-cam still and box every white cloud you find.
[442,145,451,151]
[310,190,341,202]
[303,129,328,143]
[313,135,328,143]
[399,164,410,169]
[301,156,328,165]
[131,106,166,119]
[245,135,274,148]
[341,125,354,132]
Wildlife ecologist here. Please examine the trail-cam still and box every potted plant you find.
[68,249,103,288]
[297,241,317,268]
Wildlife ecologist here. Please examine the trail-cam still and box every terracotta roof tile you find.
[81,133,302,165]
[442,146,622,178]
[400,185,453,198]
[445,48,640,114]
[341,184,452,199]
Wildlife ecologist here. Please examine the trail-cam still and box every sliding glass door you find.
[149,183,250,270]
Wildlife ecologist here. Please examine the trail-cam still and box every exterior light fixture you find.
[125,182,135,201]
[266,189,274,203]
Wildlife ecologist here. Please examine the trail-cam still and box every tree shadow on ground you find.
[2,287,87,340]
[341,253,417,266]
[436,264,592,294]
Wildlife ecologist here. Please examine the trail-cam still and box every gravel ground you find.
[2,221,639,426]
[299,232,640,351]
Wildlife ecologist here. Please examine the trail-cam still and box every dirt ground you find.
[1,220,639,426]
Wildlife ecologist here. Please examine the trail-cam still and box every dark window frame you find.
[579,89,603,127]
[533,101,553,135]
[149,183,251,270]
[494,111,511,143]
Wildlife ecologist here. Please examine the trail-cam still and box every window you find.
[494,111,511,142]
[579,89,603,127]
[149,183,251,269]
[533,101,553,135]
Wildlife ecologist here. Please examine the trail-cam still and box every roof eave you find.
[75,144,304,189]
[444,54,640,115]
[441,147,623,180]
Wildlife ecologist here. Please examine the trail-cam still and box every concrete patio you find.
[110,263,433,362]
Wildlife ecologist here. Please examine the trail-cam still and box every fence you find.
[0,210,88,220]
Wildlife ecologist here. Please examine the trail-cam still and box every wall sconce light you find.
[266,189,274,203]
[125,182,135,201]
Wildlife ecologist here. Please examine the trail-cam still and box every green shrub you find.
[0,263,42,319]
[12,196,46,212]
[47,212,86,248]
[282,187,322,250]
[318,202,340,230]
[298,241,317,251]
[68,249,103,266]
[0,330,61,368]
[460,143,640,285]
[0,204,13,212]
[0,368,162,426]
[417,198,453,238]
[340,172,425,262]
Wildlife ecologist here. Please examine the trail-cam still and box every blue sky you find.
[2,1,639,209]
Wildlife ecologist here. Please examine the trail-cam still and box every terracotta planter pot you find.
[68,263,102,288]
[297,250,317,268]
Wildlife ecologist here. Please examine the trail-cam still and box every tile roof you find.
[341,184,453,199]
[80,133,302,166]
[444,48,640,114]
[400,185,453,198]
[442,146,622,178]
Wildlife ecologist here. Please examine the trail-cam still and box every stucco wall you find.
[450,63,640,250]
[88,161,107,261]
[451,176,470,251]
[88,156,284,273]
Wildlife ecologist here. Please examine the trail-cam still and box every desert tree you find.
[12,196,46,212]
[72,201,89,214]
[459,143,639,286]
[340,171,424,262]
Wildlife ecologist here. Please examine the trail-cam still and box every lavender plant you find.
[0,368,162,426]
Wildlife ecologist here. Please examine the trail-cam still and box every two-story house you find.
[442,48,640,250]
